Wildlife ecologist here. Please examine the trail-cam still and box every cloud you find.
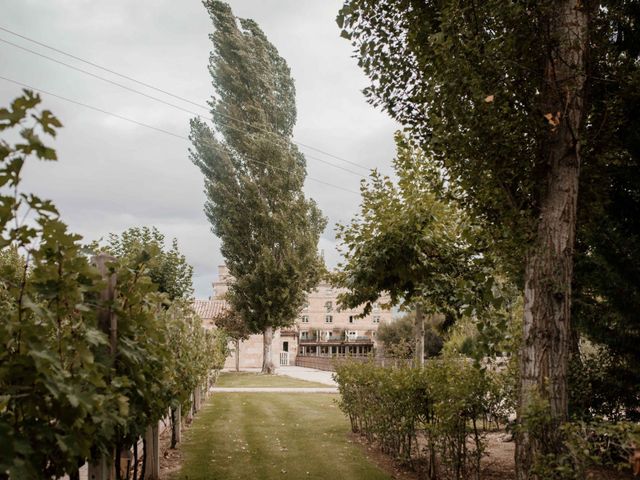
[0,0,399,298]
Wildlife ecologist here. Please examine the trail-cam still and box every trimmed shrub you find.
[335,355,501,479]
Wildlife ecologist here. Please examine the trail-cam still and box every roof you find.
[192,299,228,320]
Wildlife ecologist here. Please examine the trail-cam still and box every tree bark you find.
[516,2,588,478]
[414,304,425,367]
[235,338,240,372]
[262,325,276,374]
[170,406,179,449]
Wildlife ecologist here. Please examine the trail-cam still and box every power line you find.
[0,36,364,178]
[0,25,210,110]
[0,75,361,196]
[0,25,372,173]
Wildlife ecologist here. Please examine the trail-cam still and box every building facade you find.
[198,265,392,369]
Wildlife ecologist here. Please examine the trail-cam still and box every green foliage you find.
[572,1,640,381]
[0,91,225,478]
[520,392,640,479]
[334,357,506,479]
[213,306,251,342]
[105,226,193,301]
[0,90,116,478]
[190,1,326,344]
[569,343,640,422]
[443,293,522,362]
[378,313,443,358]
[334,135,499,320]
[337,0,639,278]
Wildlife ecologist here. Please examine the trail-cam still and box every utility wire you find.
[0,37,364,178]
[0,75,361,196]
[0,25,372,173]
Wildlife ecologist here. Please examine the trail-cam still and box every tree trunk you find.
[262,325,275,374]
[516,2,588,478]
[170,407,179,449]
[414,304,425,367]
[235,338,240,372]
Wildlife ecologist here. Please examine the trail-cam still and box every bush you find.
[0,91,226,479]
[334,355,501,479]
[378,313,444,359]
[569,343,640,422]
[530,419,640,479]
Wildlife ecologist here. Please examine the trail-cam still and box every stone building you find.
[196,265,392,369]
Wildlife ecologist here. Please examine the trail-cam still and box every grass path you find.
[215,371,333,389]
[171,392,390,480]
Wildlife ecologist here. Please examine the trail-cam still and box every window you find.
[301,315,309,323]
[302,301,309,311]
[325,301,333,312]
[373,302,380,312]
[325,315,333,323]
[348,315,354,324]
[373,316,380,324]
[301,331,309,339]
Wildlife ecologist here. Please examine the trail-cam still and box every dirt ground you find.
[348,430,635,480]
[158,418,187,479]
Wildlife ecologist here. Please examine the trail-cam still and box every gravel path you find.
[211,386,338,393]
[276,365,337,386]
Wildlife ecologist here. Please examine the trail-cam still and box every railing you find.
[299,337,373,344]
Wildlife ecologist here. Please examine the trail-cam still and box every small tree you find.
[378,313,443,360]
[214,307,250,372]
[334,136,493,365]
[191,1,326,373]
[105,226,193,301]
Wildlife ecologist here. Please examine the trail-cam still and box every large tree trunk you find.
[414,304,425,366]
[235,338,240,372]
[262,326,276,374]
[516,2,588,479]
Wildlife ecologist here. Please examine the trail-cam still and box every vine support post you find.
[88,454,114,480]
[88,253,117,480]
[175,405,182,444]
[414,303,425,367]
[144,424,159,479]
[194,386,201,413]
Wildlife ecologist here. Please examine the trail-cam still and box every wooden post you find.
[88,453,114,480]
[175,405,182,444]
[186,393,194,423]
[414,304,425,367]
[235,338,241,372]
[93,254,117,359]
[194,386,201,412]
[144,424,159,479]
[89,254,117,480]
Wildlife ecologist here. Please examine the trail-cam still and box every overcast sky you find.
[0,0,399,298]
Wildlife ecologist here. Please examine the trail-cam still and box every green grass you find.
[172,393,391,480]
[215,372,333,388]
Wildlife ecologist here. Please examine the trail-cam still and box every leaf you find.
[67,393,80,408]
[543,111,561,128]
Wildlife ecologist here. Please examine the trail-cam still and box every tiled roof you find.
[192,299,228,320]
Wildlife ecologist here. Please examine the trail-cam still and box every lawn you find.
[214,371,333,388]
[171,393,391,480]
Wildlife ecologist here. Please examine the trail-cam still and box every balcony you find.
[299,336,373,345]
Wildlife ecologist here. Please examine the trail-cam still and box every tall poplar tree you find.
[190,1,326,374]
[337,0,639,477]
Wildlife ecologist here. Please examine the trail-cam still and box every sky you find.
[0,0,399,298]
